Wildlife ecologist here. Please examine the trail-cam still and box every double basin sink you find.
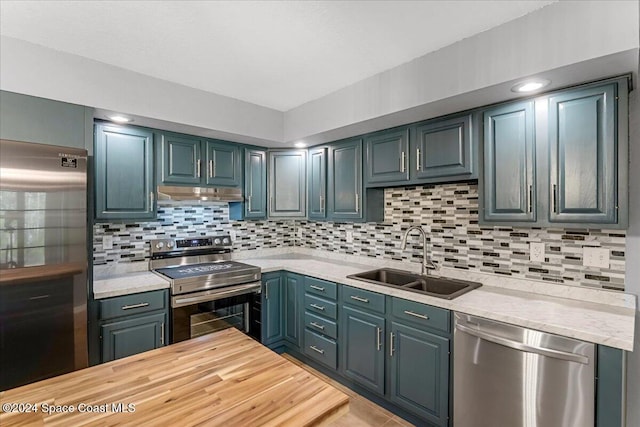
[347,268,481,300]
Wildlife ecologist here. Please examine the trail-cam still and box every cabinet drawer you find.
[304,311,338,340]
[304,329,337,370]
[99,290,167,320]
[304,277,337,300]
[304,294,337,320]
[391,298,450,333]
[342,286,385,314]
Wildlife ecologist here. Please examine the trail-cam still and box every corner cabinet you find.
[268,150,307,217]
[158,132,241,187]
[480,77,628,228]
[94,123,155,220]
[98,290,168,363]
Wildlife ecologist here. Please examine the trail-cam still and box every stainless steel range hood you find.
[157,185,243,202]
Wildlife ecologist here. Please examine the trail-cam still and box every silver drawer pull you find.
[310,345,325,355]
[310,303,325,311]
[122,302,150,310]
[310,322,325,330]
[350,295,369,303]
[404,310,429,320]
[310,285,325,292]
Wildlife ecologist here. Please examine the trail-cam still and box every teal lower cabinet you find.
[302,276,339,368]
[389,321,449,426]
[97,289,168,363]
[340,305,386,396]
[261,272,284,348]
[283,273,303,350]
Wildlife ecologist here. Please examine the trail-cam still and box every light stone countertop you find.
[91,248,636,351]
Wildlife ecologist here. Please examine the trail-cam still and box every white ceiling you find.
[0,0,556,112]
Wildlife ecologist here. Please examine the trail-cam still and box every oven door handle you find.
[172,282,261,308]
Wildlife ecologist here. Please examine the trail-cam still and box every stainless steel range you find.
[150,235,261,343]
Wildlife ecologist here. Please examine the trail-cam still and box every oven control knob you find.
[155,242,165,250]
[222,238,230,244]
[167,241,174,248]
[214,238,221,245]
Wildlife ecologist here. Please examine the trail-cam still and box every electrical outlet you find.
[530,242,545,262]
[346,231,353,243]
[583,247,610,268]
[103,235,113,250]
[297,228,303,238]
[229,229,237,241]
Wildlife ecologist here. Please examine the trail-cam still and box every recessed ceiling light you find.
[294,142,307,148]
[511,79,551,93]
[108,115,133,123]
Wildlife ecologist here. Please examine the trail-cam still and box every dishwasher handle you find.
[455,323,589,365]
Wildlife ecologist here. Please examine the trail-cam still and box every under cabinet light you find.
[511,79,551,93]
[294,142,307,148]
[108,115,133,123]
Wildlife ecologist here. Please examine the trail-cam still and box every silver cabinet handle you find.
[310,303,325,311]
[122,302,150,310]
[208,160,213,177]
[247,195,252,212]
[355,193,359,213]
[320,195,325,213]
[29,294,50,300]
[270,196,274,212]
[376,327,382,351]
[404,310,429,320]
[552,184,558,213]
[528,185,533,213]
[455,323,589,364]
[160,323,165,345]
[401,151,406,173]
[149,191,154,211]
[390,332,395,357]
[265,284,269,300]
[310,285,325,292]
[197,159,201,178]
[310,345,325,355]
[310,322,325,330]
[350,295,369,303]
[416,148,421,171]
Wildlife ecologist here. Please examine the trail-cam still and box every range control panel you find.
[150,235,232,254]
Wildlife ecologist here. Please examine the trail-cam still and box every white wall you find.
[0,36,283,146]
[284,0,640,144]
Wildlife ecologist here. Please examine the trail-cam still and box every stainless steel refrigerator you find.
[0,139,88,390]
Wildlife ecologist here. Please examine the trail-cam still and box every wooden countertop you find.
[0,329,349,426]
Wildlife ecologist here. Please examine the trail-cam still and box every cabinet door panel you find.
[205,140,240,186]
[482,101,535,222]
[341,306,385,396]
[390,322,449,425]
[329,140,362,220]
[549,84,616,223]
[308,147,327,219]
[284,273,302,349]
[160,134,201,184]
[262,274,283,345]
[365,129,409,183]
[414,114,473,179]
[95,124,154,220]
[244,149,267,218]
[101,312,165,362]
[269,151,306,217]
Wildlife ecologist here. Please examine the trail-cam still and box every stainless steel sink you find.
[347,268,481,300]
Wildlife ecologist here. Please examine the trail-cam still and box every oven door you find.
[171,282,261,343]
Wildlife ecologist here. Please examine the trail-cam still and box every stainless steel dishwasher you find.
[453,312,595,427]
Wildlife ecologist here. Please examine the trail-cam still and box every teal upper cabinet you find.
[548,84,617,224]
[365,128,410,184]
[482,101,536,223]
[94,123,155,220]
[269,150,306,217]
[159,132,241,187]
[480,77,628,228]
[328,139,363,220]
[205,140,241,186]
[244,148,267,219]
[159,133,201,185]
[412,113,475,181]
[308,147,327,220]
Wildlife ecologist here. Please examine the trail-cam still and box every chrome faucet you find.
[400,225,437,275]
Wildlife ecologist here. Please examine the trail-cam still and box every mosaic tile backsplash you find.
[93,182,626,291]
[298,183,626,290]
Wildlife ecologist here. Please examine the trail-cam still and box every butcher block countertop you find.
[0,329,349,426]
